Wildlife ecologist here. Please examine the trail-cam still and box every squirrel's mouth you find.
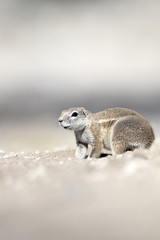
[64,126,69,129]
[61,123,71,129]
[64,124,73,130]
[59,121,70,129]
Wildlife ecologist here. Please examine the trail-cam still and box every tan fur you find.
[58,107,155,158]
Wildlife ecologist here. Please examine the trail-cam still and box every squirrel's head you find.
[58,107,90,131]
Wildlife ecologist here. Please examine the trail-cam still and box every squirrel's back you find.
[90,108,144,121]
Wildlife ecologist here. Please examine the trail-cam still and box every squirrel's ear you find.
[80,107,89,117]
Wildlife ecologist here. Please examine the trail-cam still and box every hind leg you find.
[111,141,129,155]
[110,116,154,155]
[111,141,139,155]
[111,119,132,155]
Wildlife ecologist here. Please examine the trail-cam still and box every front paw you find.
[75,150,86,159]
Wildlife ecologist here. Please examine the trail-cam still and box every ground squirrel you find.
[58,107,155,158]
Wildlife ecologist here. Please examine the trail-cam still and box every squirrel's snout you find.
[58,118,63,123]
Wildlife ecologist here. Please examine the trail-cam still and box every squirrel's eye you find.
[71,112,78,117]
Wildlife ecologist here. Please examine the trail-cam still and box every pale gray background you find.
[0,0,160,151]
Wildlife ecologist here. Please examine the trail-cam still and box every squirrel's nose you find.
[58,118,63,123]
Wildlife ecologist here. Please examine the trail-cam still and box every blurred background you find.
[0,0,160,151]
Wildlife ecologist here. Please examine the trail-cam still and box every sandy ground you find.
[0,138,160,240]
